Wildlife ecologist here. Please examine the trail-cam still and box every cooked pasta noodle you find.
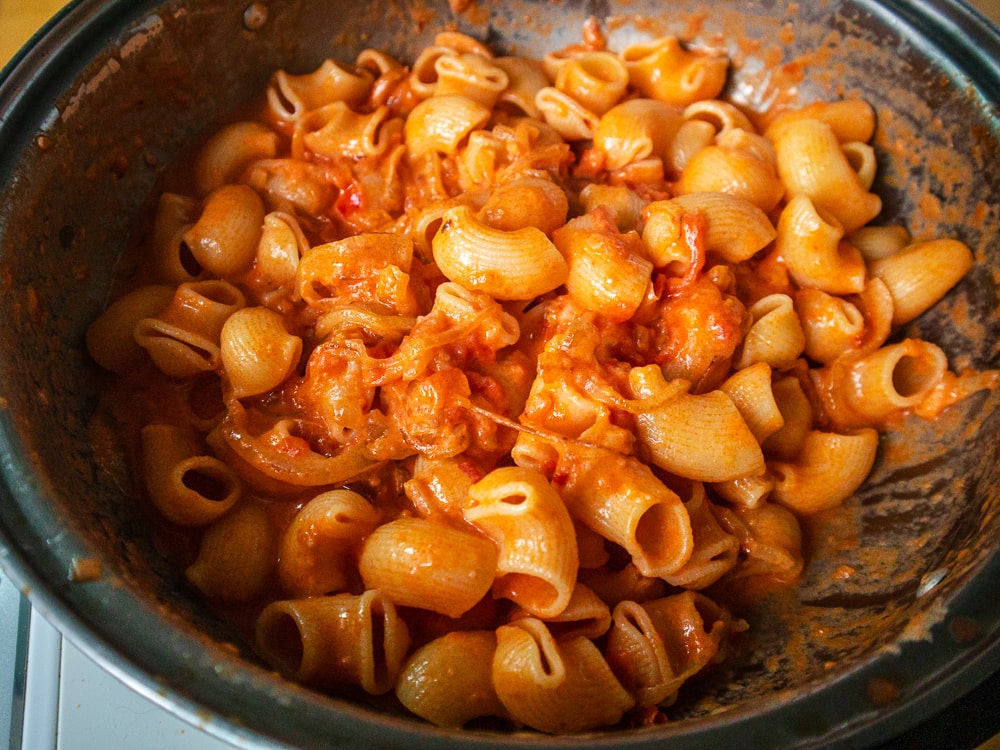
[255,590,410,694]
[396,631,506,727]
[85,20,998,736]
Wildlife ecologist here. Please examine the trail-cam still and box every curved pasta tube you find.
[715,501,804,581]
[510,582,612,640]
[843,141,877,190]
[182,184,265,278]
[606,592,729,707]
[493,56,548,117]
[735,293,806,371]
[301,102,397,160]
[137,331,219,383]
[869,238,974,325]
[267,59,373,125]
[552,210,653,322]
[773,118,882,233]
[410,193,485,258]
[764,99,876,145]
[159,279,246,340]
[848,224,910,262]
[455,131,498,192]
[776,194,866,295]
[622,36,728,105]
[640,591,730,668]
[634,389,765,483]
[465,466,578,619]
[814,338,949,427]
[683,99,754,138]
[432,205,568,301]
[556,445,694,578]
[769,428,879,514]
[604,600,674,708]
[677,136,785,212]
[407,45,455,98]
[186,499,276,602]
[433,53,509,108]
[795,288,866,364]
[220,306,302,398]
[86,284,174,373]
[403,454,479,519]
[493,618,634,733]
[542,44,585,80]
[396,631,506,728]
[407,32,490,92]
[210,405,379,488]
[719,362,785,444]
[761,375,814,461]
[357,50,408,110]
[668,192,776,263]
[854,277,895,354]
[661,485,739,590]
[245,211,307,304]
[148,193,201,284]
[296,232,414,313]
[592,98,685,171]
[578,562,668,610]
[555,51,629,115]
[795,289,865,364]
[255,590,410,694]
[711,470,775,510]
[535,86,601,141]
[404,94,491,158]
[667,118,716,175]
[359,517,498,618]
[578,184,645,231]
[193,121,279,196]
[141,423,242,526]
[278,489,380,597]
[478,176,568,235]
[134,280,246,378]
[639,199,691,269]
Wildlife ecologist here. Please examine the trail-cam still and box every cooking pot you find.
[1,0,998,747]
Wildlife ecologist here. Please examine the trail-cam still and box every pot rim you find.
[1,1,999,748]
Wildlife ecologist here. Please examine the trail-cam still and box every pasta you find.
[464,466,579,619]
[85,20,999,736]
[395,631,506,727]
[255,590,410,693]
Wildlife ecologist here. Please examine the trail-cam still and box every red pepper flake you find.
[335,182,365,216]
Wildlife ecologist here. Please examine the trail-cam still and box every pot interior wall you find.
[0,0,997,746]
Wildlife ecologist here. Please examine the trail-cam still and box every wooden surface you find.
[0,0,71,66]
[2,0,1000,67]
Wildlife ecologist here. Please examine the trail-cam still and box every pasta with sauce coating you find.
[84,22,1000,737]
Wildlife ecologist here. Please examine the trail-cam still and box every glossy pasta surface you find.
[86,20,999,735]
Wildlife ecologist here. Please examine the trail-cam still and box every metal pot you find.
[1,1,998,747]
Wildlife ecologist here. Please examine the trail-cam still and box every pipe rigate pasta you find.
[396,631,506,727]
[255,590,410,694]
[84,18,1000,735]
[465,466,578,618]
